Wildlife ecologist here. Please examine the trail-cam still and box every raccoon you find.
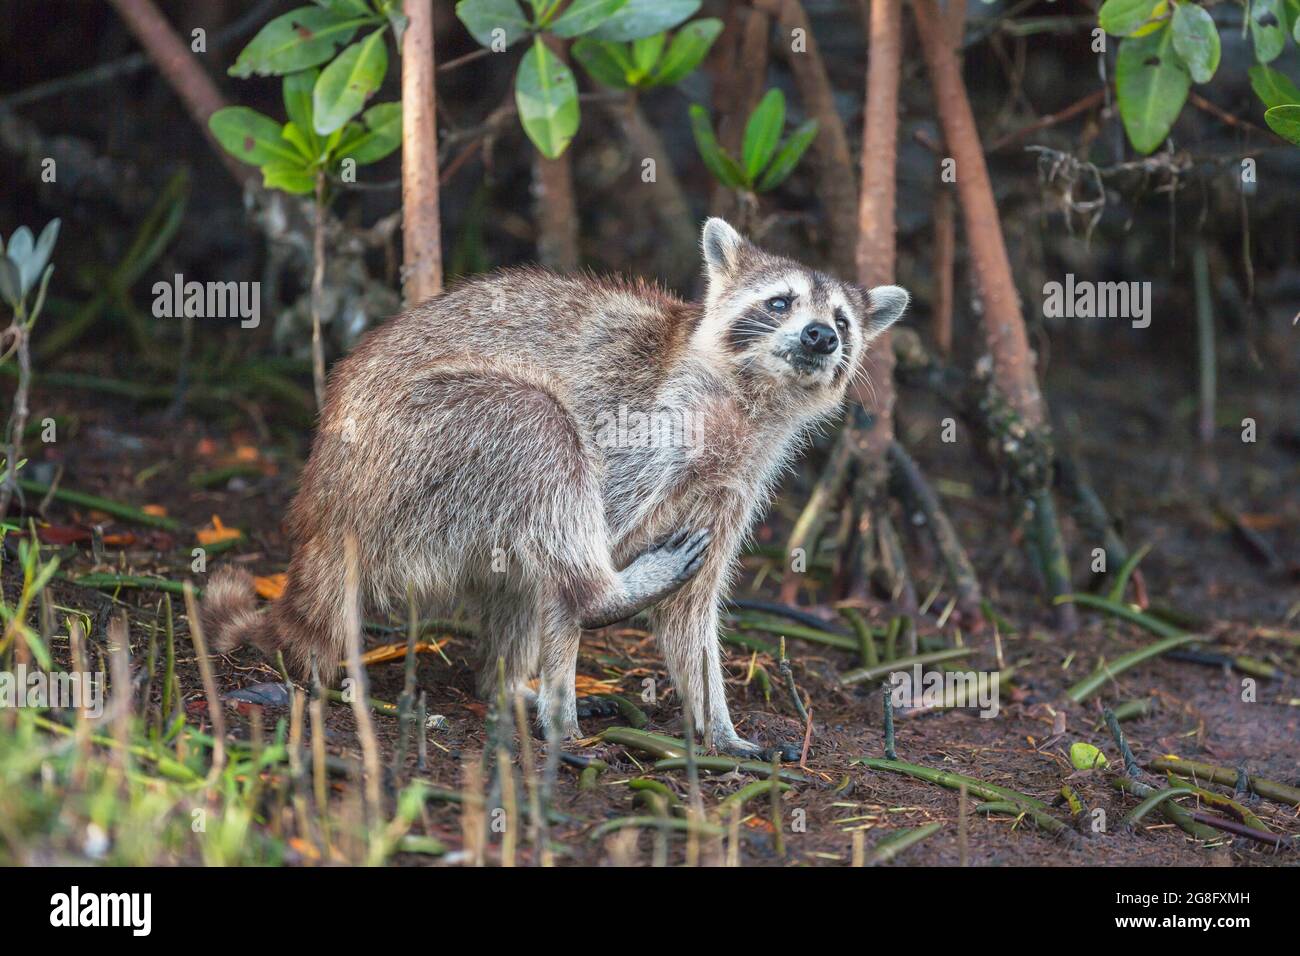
[201,218,907,757]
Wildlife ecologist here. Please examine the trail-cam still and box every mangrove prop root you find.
[853,757,1076,840]
[864,821,943,865]
[887,441,983,620]
[1148,756,1300,809]
[1065,632,1202,703]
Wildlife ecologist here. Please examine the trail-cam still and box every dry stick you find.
[513,691,548,867]
[495,664,518,869]
[987,88,1107,152]
[842,646,972,685]
[393,586,420,779]
[182,582,225,787]
[755,0,859,278]
[308,661,330,845]
[911,0,1076,633]
[309,173,328,411]
[105,0,257,188]
[683,703,703,867]
[882,683,897,760]
[342,536,383,830]
[932,185,956,357]
[401,0,444,305]
[108,615,132,778]
[780,428,852,604]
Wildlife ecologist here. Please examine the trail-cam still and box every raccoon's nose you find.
[800,322,839,355]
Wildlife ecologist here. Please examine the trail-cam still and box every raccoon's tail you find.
[200,566,272,655]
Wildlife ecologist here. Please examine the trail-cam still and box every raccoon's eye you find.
[767,296,791,312]
[833,308,849,332]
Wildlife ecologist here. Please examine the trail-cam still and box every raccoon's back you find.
[338,268,702,407]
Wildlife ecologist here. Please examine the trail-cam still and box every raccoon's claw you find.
[575,695,620,719]
[670,527,711,583]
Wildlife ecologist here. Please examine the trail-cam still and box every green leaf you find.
[742,88,785,181]
[1098,0,1162,36]
[590,0,700,42]
[316,0,375,15]
[21,220,60,298]
[209,106,303,167]
[261,162,318,195]
[689,103,746,188]
[515,36,580,158]
[648,18,723,87]
[333,101,402,164]
[455,0,530,49]
[281,122,318,161]
[756,118,818,191]
[313,28,389,135]
[0,258,21,309]
[549,0,628,38]
[1069,742,1109,771]
[1170,3,1219,84]
[1116,26,1190,154]
[631,31,666,75]
[1250,0,1287,63]
[229,6,367,77]
[1248,64,1300,109]
[571,38,634,87]
[6,227,32,270]
[283,69,322,156]
[1265,103,1300,143]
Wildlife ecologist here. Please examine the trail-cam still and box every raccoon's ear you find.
[863,285,909,339]
[701,218,746,278]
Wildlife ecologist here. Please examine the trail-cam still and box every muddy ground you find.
[12,344,1299,867]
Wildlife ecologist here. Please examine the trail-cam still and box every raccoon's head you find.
[695,218,908,410]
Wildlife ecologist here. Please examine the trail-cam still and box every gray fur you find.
[201,218,907,753]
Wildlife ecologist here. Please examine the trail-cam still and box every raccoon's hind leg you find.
[474,586,540,705]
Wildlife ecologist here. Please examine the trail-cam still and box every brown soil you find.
[14,349,1299,867]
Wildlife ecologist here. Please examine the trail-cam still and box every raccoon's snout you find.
[799,322,839,355]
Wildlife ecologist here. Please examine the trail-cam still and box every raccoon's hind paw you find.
[641,526,711,590]
[717,736,802,763]
[575,695,619,720]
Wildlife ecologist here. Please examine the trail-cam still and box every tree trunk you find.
[755,0,859,279]
[401,0,444,305]
[533,36,580,272]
